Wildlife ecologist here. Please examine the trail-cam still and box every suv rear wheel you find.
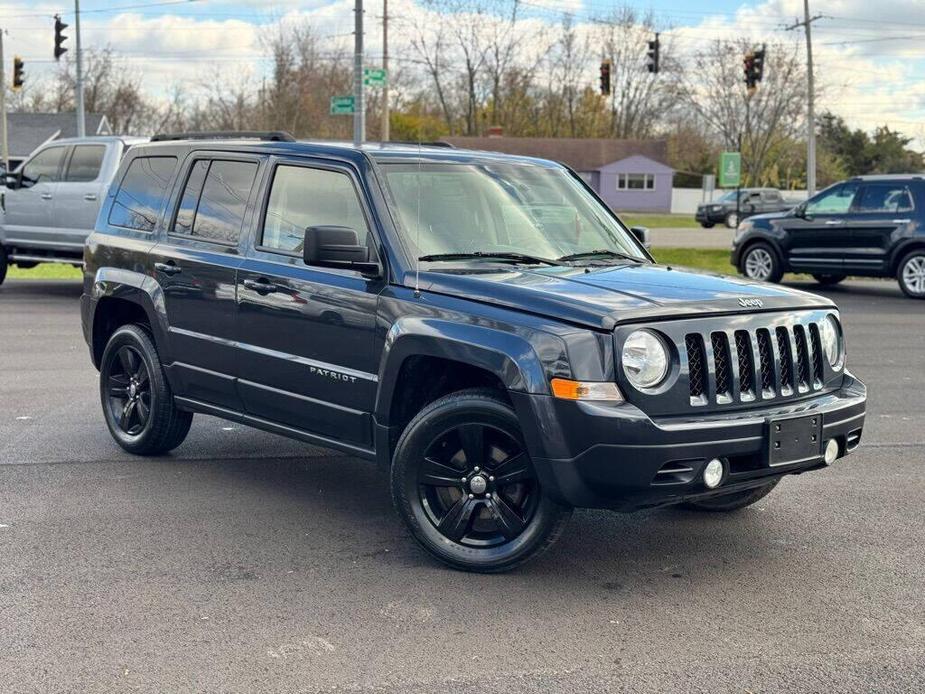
[99,324,193,455]
[0,245,7,286]
[898,250,925,299]
[390,389,571,573]
[741,242,782,283]
[682,479,779,512]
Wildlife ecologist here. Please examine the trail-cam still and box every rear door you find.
[781,181,859,273]
[234,157,384,449]
[52,142,110,250]
[150,154,263,411]
[845,181,916,274]
[3,145,68,249]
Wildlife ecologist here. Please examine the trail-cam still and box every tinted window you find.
[262,165,369,253]
[22,147,66,184]
[856,184,914,213]
[172,160,257,244]
[805,182,859,215]
[108,156,177,232]
[65,145,106,182]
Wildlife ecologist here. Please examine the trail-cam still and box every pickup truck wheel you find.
[0,245,7,286]
[99,324,193,455]
[700,222,715,229]
[812,273,846,286]
[897,251,925,299]
[391,389,572,573]
[724,211,739,229]
[741,242,782,283]
[682,479,779,512]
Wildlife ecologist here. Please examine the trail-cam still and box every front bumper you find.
[512,373,866,511]
[695,208,725,224]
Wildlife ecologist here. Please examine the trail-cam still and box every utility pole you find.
[74,0,86,138]
[353,0,364,147]
[786,2,823,196]
[381,0,389,142]
[0,29,9,172]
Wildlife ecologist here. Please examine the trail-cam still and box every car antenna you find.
[414,139,422,298]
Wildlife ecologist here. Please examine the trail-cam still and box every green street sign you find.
[719,151,742,187]
[363,68,387,87]
[330,95,355,115]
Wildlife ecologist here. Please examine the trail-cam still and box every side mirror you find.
[303,225,380,276]
[3,172,22,190]
[629,226,651,250]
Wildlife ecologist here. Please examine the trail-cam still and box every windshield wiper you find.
[418,251,561,266]
[557,249,644,264]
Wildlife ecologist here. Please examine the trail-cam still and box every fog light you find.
[703,458,724,489]
[823,439,839,465]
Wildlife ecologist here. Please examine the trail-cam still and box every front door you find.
[52,143,109,251]
[3,145,68,249]
[782,181,859,273]
[150,155,263,411]
[845,181,916,274]
[235,159,384,449]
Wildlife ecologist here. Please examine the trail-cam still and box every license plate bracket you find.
[768,414,823,466]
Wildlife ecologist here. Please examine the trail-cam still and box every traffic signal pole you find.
[74,0,86,138]
[786,1,822,196]
[0,29,8,172]
[353,0,365,147]
[381,0,389,142]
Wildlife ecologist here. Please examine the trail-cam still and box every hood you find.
[407,262,833,330]
[744,210,790,223]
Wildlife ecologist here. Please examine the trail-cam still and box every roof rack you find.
[386,140,455,148]
[150,130,296,143]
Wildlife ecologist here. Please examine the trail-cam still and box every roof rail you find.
[150,130,296,143]
[387,140,455,148]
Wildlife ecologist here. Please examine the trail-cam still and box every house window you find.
[617,173,655,191]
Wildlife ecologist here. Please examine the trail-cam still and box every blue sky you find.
[1,0,923,143]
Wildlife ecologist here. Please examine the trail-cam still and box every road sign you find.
[719,152,742,188]
[363,68,387,87]
[330,95,355,115]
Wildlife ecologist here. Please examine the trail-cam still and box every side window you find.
[65,145,106,182]
[171,159,258,244]
[855,184,914,214]
[261,165,370,254]
[21,147,66,184]
[108,156,177,232]
[805,183,859,216]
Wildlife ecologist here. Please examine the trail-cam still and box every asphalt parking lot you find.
[1,278,923,693]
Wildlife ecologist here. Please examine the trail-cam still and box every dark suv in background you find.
[81,133,866,572]
[733,175,925,298]
[695,187,795,229]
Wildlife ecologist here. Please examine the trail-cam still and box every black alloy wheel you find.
[99,324,193,455]
[391,389,571,572]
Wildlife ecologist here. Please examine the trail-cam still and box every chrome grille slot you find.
[809,323,825,385]
[776,326,794,393]
[711,332,732,403]
[756,329,774,395]
[685,334,706,402]
[734,330,755,400]
[793,325,810,391]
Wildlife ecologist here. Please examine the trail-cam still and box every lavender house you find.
[443,136,674,213]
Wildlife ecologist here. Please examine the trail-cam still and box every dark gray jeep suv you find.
[81,133,867,572]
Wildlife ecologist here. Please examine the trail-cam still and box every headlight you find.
[819,314,843,369]
[622,330,670,389]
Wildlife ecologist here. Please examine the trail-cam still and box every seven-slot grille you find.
[686,322,826,406]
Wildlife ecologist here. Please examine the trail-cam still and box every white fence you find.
[670,188,809,215]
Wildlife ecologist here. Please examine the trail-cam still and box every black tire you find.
[700,222,715,229]
[897,250,925,299]
[724,211,739,229]
[682,479,779,512]
[0,245,7,286]
[390,388,572,573]
[740,242,783,283]
[99,324,193,455]
[812,273,846,286]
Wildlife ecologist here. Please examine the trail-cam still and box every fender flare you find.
[888,240,925,274]
[373,316,550,426]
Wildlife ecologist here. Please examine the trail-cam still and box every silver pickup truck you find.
[0,135,146,285]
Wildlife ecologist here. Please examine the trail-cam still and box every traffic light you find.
[752,45,766,83]
[646,33,660,74]
[599,59,611,96]
[12,56,24,90]
[743,45,766,95]
[54,14,69,61]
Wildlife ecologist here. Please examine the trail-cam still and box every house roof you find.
[441,136,670,172]
[6,112,111,158]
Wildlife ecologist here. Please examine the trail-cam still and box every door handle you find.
[154,262,182,276]
[84,193,98,201]
[892,219,911,224]
[41,193,53,200]
[824,220,843,225]
[243,278,278,294]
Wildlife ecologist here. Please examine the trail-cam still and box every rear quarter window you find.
[108,156,177,232]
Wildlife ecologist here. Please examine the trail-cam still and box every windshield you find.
[378,162,647,263]
[716,190,740,203]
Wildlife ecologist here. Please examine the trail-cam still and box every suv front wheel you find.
[391,389,571,573]
[99,324,193,455]
[898,250,925,299]
[741,242,783,283]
